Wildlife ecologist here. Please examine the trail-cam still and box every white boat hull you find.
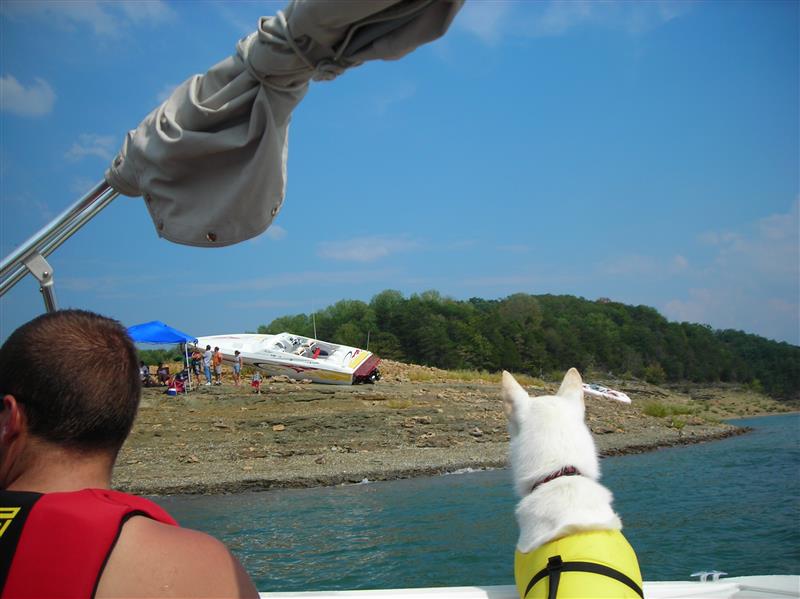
[193,333,381,386]
[583,382,632,404]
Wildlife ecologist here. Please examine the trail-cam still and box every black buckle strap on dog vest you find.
[523,554,644,599]
[545,556,563,599]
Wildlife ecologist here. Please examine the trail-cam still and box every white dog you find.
[502,368,643,599]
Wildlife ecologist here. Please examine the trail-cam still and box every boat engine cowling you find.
[355,368,380,385]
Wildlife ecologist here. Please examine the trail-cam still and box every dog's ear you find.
[557,367,585,413]
[502,371,528,432]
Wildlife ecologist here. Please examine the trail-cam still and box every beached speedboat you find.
[193,333,380,385]
[583,382,632,404]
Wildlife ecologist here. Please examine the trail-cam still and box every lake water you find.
[154,414,800,591]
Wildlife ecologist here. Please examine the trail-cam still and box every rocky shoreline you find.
[113,362,785,496]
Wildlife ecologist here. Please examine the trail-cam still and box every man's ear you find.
[1,395,24,443]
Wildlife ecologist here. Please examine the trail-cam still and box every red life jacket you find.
[0,488,177,598]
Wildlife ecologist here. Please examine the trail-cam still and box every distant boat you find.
[583,382,632,404]
[193,332,380,385]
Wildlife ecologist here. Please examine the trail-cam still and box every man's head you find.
[0,310,140,456]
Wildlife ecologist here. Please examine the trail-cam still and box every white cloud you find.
[758,204,798,241]
[372,81,417,115]
[444,239,477,251]
[700,200,799,282]
[226,299,298,310]
[531,1,595,37]
[65,133,117,162]
[600,254,658,277]
[2,1,114,35]
[600,253,689,277]
[698,230,738,246]
[190,269,394,295]
[671,254,689,272]
[209,1,285,36]
[457,1,693,43]
[664,288,799,344]
[317,235,419,263]
[0,75,55,117]
[264,225,287,241]
[5,192,54,224]
[664,288,716,325]
[664,200,800,344]
[536,1,692,37]
[1,0,174,36]
[116,0,173,25]
[581,201,798,343]
[156,83,179,104]
[246,224,287,246]
[497,244,530,254]
[461,274,541,288]
[456,1,513,44]
[69,177,98,195]
[60,273,169,295]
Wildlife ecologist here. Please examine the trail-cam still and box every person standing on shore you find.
[191,348,202,380]
[233,350,242,386]
[0,310,258,598]
[203,344,213,386]
[212,347,223,386]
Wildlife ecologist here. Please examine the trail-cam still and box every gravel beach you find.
[113,361,789,495]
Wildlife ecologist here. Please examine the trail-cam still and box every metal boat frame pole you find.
[0,179,120,312]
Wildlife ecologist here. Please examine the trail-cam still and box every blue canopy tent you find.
[127,321,198,391]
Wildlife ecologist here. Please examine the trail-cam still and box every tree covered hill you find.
[259,290,799,399]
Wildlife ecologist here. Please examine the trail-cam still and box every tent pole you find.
[184,343,190,394]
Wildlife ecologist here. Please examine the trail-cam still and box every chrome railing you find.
[0,179,120,311]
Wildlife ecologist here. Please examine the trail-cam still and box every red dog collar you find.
[529,466,581,494]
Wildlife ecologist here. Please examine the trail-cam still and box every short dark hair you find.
[0,310,140,454]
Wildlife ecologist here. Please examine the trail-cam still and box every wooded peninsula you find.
[259,291,799,399]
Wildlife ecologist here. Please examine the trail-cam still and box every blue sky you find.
[1,0,798,347]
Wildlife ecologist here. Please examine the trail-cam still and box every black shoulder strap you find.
[524,555,644,599]
[0,491,43,595]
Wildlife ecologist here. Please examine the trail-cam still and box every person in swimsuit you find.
[212,347,223,386]
[203,345,213,385]
[233,350,242,386]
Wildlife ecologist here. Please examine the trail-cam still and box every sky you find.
[1,0,798,347]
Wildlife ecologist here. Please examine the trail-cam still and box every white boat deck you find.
[260,576,799,599]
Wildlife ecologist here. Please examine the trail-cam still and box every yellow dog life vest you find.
[515,529,643,599]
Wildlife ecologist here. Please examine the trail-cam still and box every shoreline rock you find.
[113,373,772,496]
[124,426,748,496]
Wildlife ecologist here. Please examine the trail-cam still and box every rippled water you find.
[154,414,799,591]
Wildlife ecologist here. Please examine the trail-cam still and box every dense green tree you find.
[259,291,800,398]
[258,314,313,336]
[138,347,183,366]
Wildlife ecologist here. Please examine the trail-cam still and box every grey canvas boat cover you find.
[105,0,463,247]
